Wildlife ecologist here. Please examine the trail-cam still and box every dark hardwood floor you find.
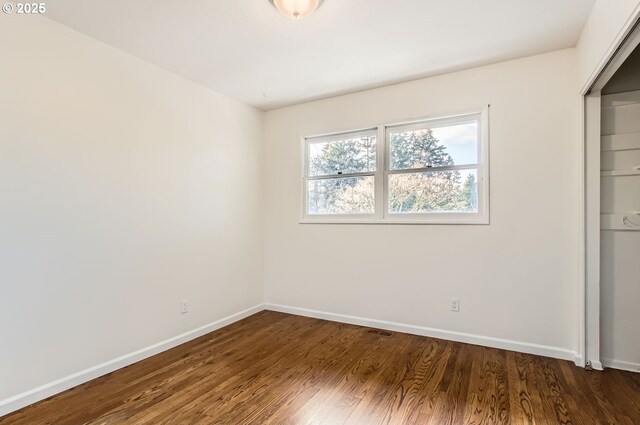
[2,311,639,424]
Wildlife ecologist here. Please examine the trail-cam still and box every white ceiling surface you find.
[45,0,595,110]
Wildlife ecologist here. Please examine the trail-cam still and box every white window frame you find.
[301,107,490,224]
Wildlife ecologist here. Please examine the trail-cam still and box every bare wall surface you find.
[263,49,582,354]
[0,16,264,401]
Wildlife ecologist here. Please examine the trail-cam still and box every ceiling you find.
[46,0,595,110]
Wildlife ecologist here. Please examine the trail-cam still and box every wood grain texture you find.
[1,311,639,425]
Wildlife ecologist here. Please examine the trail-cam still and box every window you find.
[302,110,488,223]
[305,130,377,216]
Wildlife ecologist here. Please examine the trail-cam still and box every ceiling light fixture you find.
[269,0,324,20]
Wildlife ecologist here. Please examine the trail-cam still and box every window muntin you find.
[302,111,487,223]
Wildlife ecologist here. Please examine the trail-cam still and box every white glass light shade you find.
[271,0,322,19]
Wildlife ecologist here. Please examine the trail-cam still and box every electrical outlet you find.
[180,299,189,314]
[450,297,460,312]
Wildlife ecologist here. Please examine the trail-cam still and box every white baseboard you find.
[602,358,640,373]
[0,304,265,418]
[265,303,580,364]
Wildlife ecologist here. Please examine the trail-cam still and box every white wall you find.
[577,0,640,92]
[0,15,263,405]
[263,49,582,356]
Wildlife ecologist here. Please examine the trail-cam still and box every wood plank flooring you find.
[1,311,639,424]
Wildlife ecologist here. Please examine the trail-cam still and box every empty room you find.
[1,0,640,424]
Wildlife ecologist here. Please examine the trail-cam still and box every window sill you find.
[299,216,489,225]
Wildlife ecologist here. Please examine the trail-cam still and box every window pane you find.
[389,121,478,170]
[309,135,376,177]
[308,176,374,215]
[388,169,478,213]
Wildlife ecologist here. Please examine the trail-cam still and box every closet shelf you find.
[601,213,640,231]
[600,169,640,177]
[601,132,640,151]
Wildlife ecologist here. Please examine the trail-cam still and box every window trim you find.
[300,107,490,224]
